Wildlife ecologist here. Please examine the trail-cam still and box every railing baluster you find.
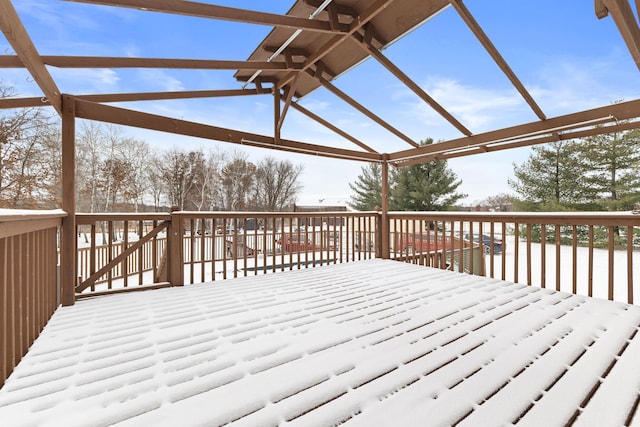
[628,225,634,305]
[541,224,546,289]
[555,224,561,292]
[608,225,615,300]
[572,226,578,295]
[513,222,519,284]
[588,225,594,297]
[123,220,128,288]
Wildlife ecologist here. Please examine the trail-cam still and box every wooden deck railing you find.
[75,211,378,291]
[387,211,640,304]
[0,209,65,388]
[75,213,171,296]
[72,210,640,304]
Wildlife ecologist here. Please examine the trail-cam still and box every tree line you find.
[509,128,640,211]
[1,88,304,212]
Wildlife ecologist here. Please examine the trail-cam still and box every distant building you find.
[293,203,348,226]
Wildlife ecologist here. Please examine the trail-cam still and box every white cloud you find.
[49,68,120,93]
[135,70,184,92]
[407,77,524,133]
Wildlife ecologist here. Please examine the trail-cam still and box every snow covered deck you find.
[1,259,639,426]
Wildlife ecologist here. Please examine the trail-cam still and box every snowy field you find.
[487,235,640,304]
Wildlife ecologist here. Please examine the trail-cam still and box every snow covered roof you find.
[1,259,639,425]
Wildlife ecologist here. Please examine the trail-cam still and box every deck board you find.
[1,259,639,426]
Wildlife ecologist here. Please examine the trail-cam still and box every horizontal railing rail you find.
[0,209,65,388]
[387,211,640,304]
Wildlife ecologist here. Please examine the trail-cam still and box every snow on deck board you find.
[1,259,639,426]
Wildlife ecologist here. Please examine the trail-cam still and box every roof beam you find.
[390,98,640,161]
[0,0,61,114]
[596,0,640,70]
[288,101,378,153]
[309,69,420,148]
[449,0,546,120]
[75,88,264,103]
[276,0,398,90]
[399,120,640,165]
[0,96,49,109]
[64,0,350,34]
[73,98,382,162]
[353,28,472,136]
[0,55,303,71]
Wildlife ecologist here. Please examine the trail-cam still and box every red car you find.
[277,235,318,252]
[399,233,452,253]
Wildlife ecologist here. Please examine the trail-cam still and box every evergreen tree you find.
[390,139,466,211]
[582,128,640,210]
[508,141,591,210]
[348,162,382,211]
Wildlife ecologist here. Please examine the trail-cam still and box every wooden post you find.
[60,95,76,306]
[381,156,390,259]
[274,88,281,144]
[168,207,184,286]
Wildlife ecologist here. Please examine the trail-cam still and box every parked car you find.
[463,233,504,254]
[398,233,451,253]
[277,234,318,252]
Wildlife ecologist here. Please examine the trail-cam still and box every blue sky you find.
[3,0,639,206]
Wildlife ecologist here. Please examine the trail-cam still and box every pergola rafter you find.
[0,0,61,113]
[449,0,546,120]
[73,97,383,162]
[596,0,640,70]
[64,0,351,33]
[390,99,640,163]
[0,55,306,71]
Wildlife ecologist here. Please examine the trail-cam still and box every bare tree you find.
[76,122,107,213]
[119,138,151,212]
[0,83,59,208]
[158,148,199,210]
[253,156,303,211]
[219,151,256,211]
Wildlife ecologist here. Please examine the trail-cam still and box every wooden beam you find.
[75,88,263,103]
[598,0,640,70]
[353,29,472,136]
[274,87,281,144]
[64,0,350,33]
[450,0,546,119]
[74,99,382,162]
[398,119,640,165]
[19,56,301,70]
[0,1,61,114]
[289,101,378,153]
[311,70,420,147]
[60,95,76,306]
[0,96,50,109]
[381,156,390,259]
[390,99,640,161]
[277,78,298,132]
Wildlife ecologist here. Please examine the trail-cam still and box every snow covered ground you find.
[487,235,640,304]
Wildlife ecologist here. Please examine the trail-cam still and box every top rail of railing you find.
[0,209,67,239]
[388,210,640,225]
